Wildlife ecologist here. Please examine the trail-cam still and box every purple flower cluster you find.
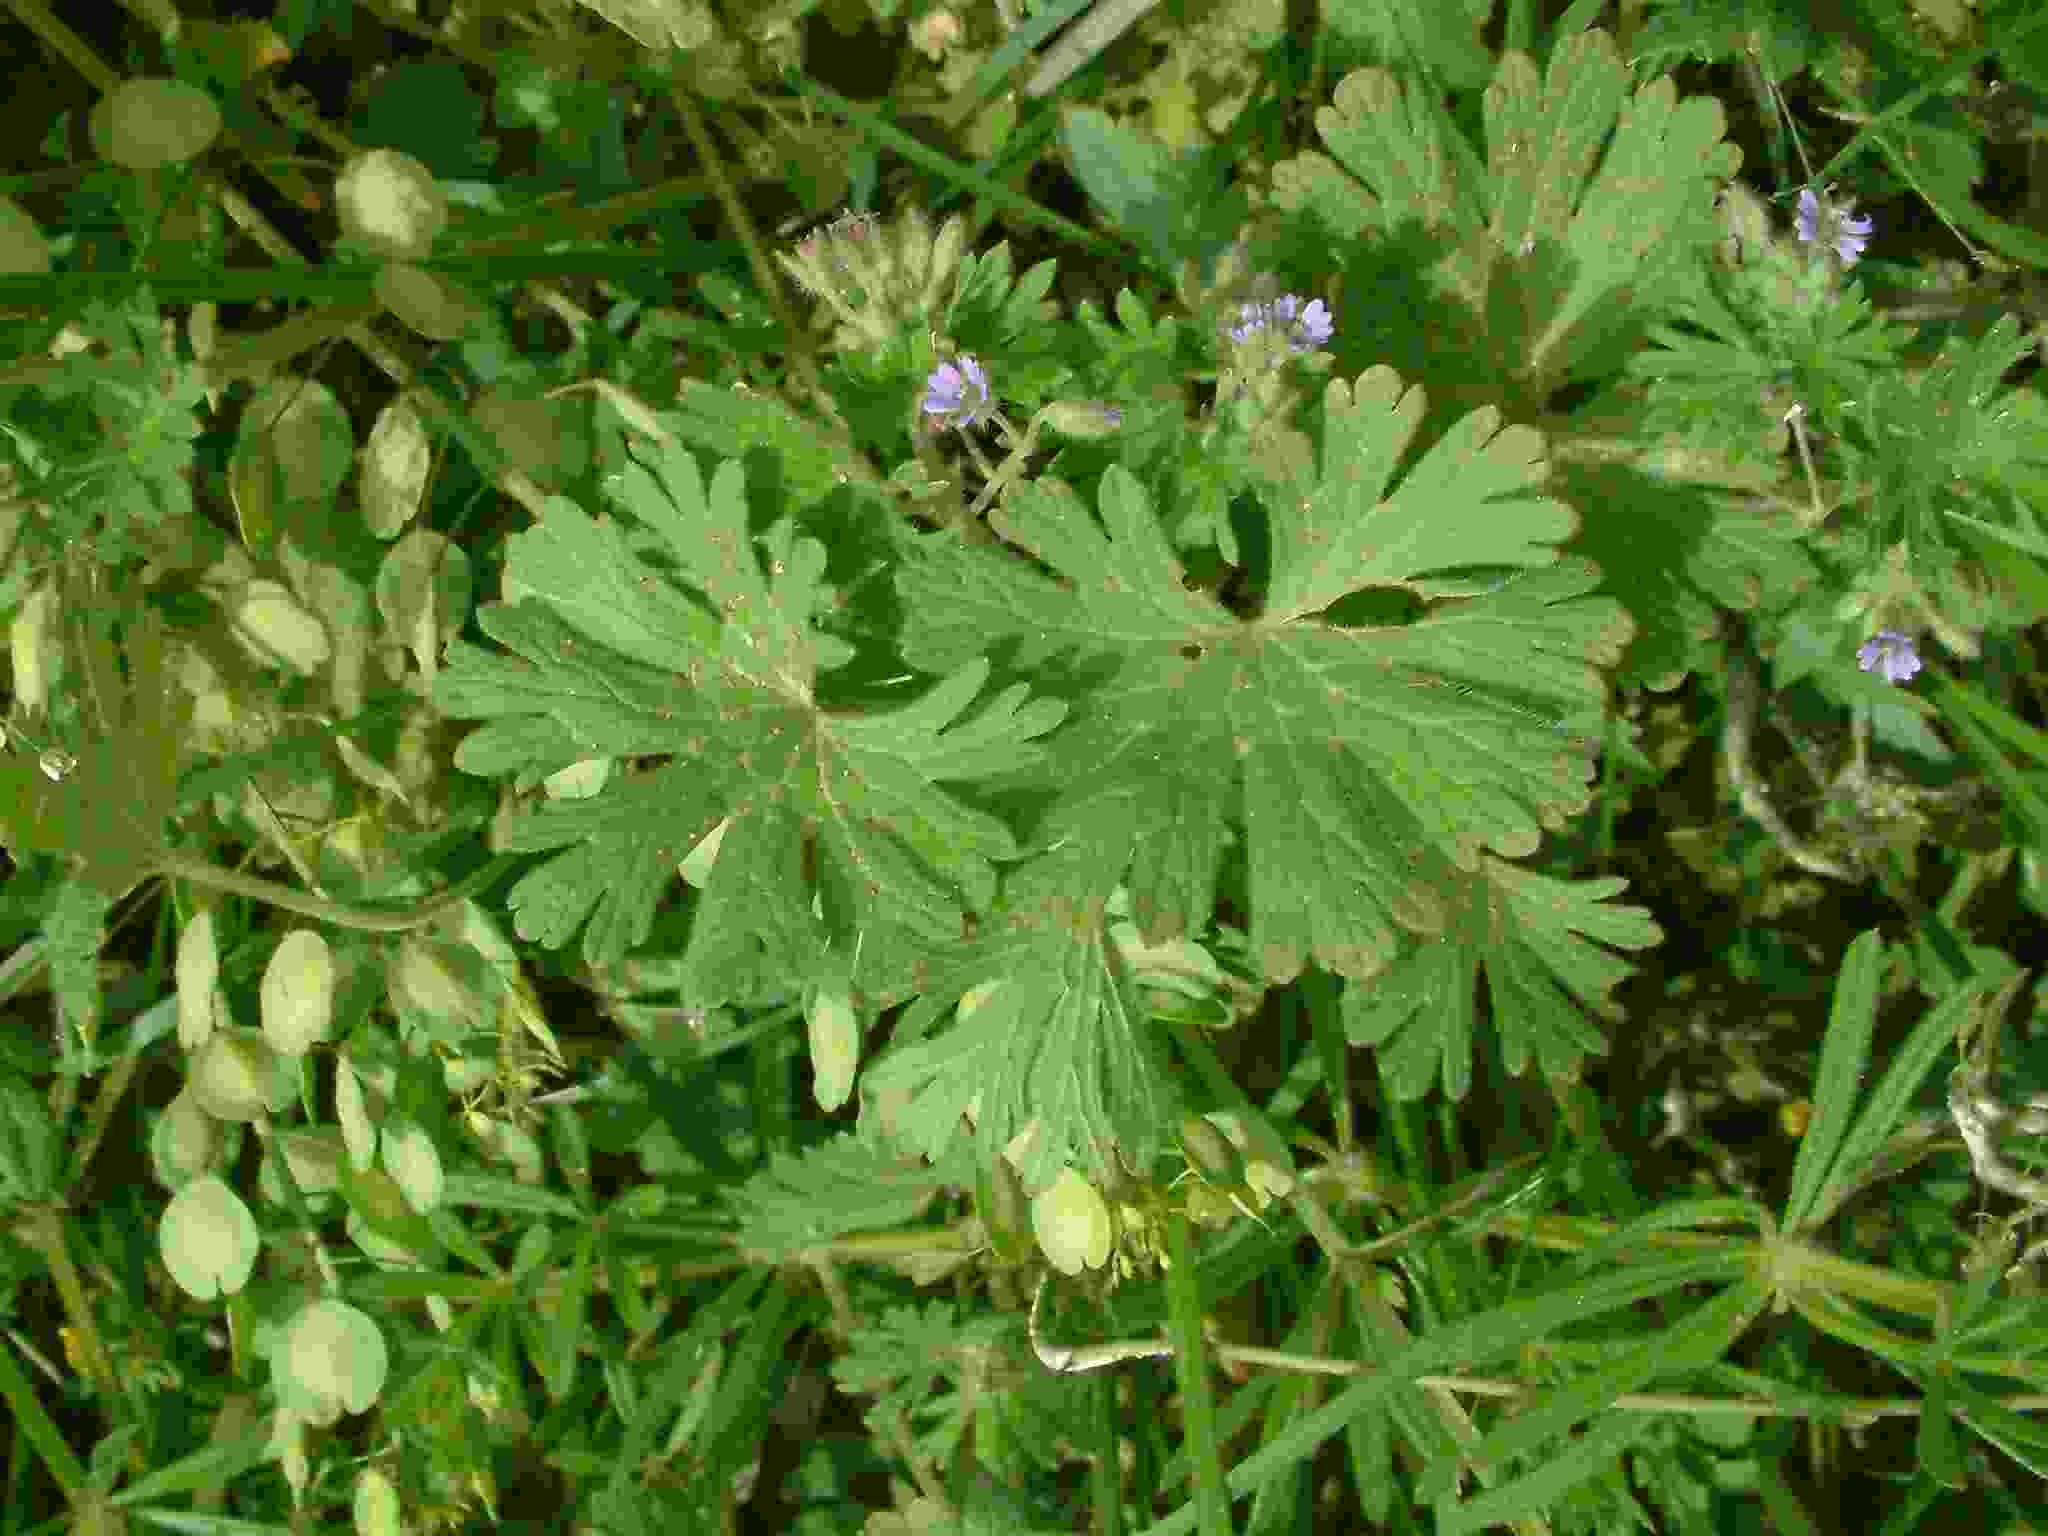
[1856,629,1921,685]
[1795,188,1874,266]
[1228,294,1334,352]
[921,356,993,430]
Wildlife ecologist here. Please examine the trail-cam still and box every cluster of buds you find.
[1214,290,1337,423]
[975,1106,1297,1290]
[776,207,968,350]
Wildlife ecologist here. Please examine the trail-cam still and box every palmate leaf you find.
[900,371,1631,989]
[435,443,1066,997]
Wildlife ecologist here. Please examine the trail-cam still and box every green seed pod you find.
[806,984,859,1112]
[1032,1166,1112,1275]
[1094,1146,1141,1204]
[158,1174,259,1299]
[1183,1181,1237,1230]
[1206,1109,1296,1201]
[260,929,334,1055]
[274,1298,389,1428]
[1039,400,1125,439]
[1178,1113,1245,1186]
[979,1153,1032,1266]
[334,148,446,259]
[264,1128,344,1202]
[175,908,220,1050]
[190,1028,298,1122]
[89,78,223,169]
[354,1467,402,1536]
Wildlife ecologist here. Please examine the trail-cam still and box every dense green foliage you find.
[5,1,2048,1533]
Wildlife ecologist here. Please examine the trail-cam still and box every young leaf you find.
[1059,108,1245,278]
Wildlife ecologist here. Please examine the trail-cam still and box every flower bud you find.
[1040,400,1125,439]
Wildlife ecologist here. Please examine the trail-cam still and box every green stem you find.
[669,89,821,403]
[67,1048,140,1188]
[154,852,514,932]
[19,1207,114,1405]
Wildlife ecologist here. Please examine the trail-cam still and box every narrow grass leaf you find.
[108,1428,270,1508]
[0,1330,87,1497]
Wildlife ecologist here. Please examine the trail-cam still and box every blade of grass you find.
[1755,1451,1827,1536]
[107,1428,271,1509]
[945,0,1095,119]
[1165,1210,1232,1536]
[1813,4,2048,193]
[785,76,1129,261]
[0,1330,85,1502]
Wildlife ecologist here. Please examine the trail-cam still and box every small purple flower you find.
[1857,629,1921,684]
[1291,298,1334,349]
[921,356,993,429]
[1796,188,1874,265]
[1228,294,1335,352]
